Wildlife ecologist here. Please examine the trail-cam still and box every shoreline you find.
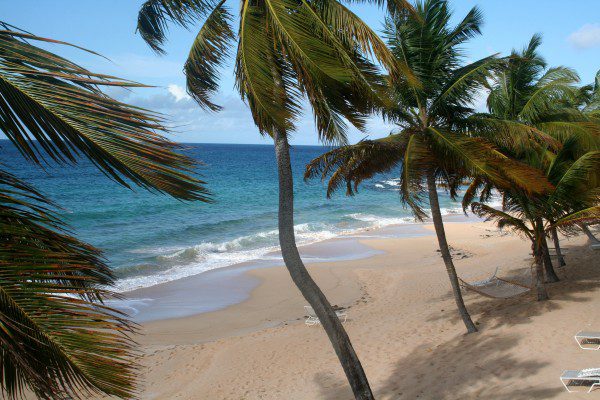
[132,220,600,399]
[117,215,473,323]
[136,217,492,347]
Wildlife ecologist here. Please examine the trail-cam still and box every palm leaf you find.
[518,67,580,122]
[0,29,209,201]
[137,0,217,54]
[185,0,235,111]
[0,169,137,400]
[235,2,298,136]
[552,206,600,229]
[471,202,533,240]
[427,126,553,195]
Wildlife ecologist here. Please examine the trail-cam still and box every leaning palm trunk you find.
[550,226,566,267]
[426,172,477,333]
[580,223,600,244]
[532,222,550,301]
[274,131,374,400]
[536,218,559,283]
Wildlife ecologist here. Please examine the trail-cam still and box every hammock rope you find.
[459,265,534,299]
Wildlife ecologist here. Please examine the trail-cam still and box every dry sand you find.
[134,221,600,399]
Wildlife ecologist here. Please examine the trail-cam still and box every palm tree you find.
[570,69,600,243]
[469,140,600,300]
[0,26,208,399]
[134,0,417,397]
[305,0,551,333]
[474,35,600,282]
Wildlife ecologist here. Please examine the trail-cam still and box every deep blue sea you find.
[2,141,473,292]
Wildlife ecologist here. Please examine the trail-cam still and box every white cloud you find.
[167,84,191,102]
[568,23,600,49]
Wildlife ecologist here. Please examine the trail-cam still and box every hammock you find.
[459,267,533,299]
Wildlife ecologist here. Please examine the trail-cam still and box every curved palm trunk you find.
[532,221,549,301]
[426,172,477,334]
[541,240,559,283]
[580,224,600,244]
[535,218,559,283]
[273,131,374,400]
[550,226,566,267]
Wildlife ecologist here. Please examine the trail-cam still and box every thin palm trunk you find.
[536,218,559,283]
[426,172,477,333]
[580,223,600,244]
[273,131,374,400]
[532,221,549,301]
[541,239,559,282]
[550,226,566,267]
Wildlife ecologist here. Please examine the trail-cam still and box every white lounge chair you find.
[575,331,600,350]
[561,369,600,393]
[591,243,600,251]
[304,305,347,326]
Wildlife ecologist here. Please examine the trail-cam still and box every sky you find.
[2,0,599,145]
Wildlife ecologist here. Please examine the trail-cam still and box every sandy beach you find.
[127,220,600,399]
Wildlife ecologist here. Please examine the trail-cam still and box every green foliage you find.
[0,28,209,202]
[0,25,209,399]
[305,0,550,220]
[0,170,137,400]
[136,0,415,144]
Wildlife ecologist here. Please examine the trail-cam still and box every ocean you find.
[2,141,471,293]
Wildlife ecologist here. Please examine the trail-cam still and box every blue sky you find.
[2,0,599,145]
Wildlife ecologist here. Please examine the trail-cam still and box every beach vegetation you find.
[0,25,207,399]
[305,0,551,333]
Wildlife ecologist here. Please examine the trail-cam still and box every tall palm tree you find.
[305,0,551,333]
[135,0,417,397]
[475,35,600,282]
[0,26,207,399]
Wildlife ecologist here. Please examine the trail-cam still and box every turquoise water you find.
[2,141,470,292]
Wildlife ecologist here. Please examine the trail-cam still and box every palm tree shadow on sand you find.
[313,242,600,399]
[426,243,600,330]
[314,333,560,399]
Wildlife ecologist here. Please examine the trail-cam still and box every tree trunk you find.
[532,222,549,301]
[426,172,477,334]
[536,218,559,283]
[273,131,374,400]
[580,223,600,244]
[550,226,566,267]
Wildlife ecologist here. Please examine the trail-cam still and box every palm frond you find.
[468,115,562,151]
[185,0,235,111]
[427,126,553,195]
[137,0,217,54]
[552,206,600,229]
[317,0,419,86]
[235,2,299,136]
[551,151,600,205]
[518,67,580,122]
[471,202,533,240]
[304,135,405,197]
[431,54,500,115]
[0,29,209,201]
[399,133,430,219]
[0,169,137,400]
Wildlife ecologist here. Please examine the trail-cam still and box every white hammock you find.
[459,267,533,299]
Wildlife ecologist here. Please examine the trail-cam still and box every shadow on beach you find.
[426,243,600,330]
[314,242,599,399]
[315,333,560,399]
